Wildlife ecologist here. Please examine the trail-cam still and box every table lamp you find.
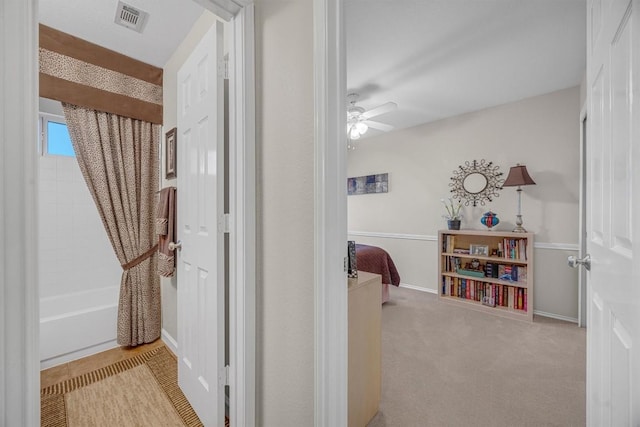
[502,164,536,232]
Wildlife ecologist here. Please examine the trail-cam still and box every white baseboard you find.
[161,329,178,355]
[399,283,438,294]
[533,310,579,324]
[399,285,579,323]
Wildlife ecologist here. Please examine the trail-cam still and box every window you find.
[40,113,75,157]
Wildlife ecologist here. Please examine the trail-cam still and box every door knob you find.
[568,254,591,271]
[168,240,182,251]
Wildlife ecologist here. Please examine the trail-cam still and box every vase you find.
[480,211,499,230]
[447,219,461,230]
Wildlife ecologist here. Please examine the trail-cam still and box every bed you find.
[355,244,401,303]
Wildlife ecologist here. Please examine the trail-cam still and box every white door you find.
[176,21,226,427]
[586,0,640,424]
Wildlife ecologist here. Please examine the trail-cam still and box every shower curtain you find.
[63,102,160,346]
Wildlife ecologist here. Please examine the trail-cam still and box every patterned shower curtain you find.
[62,102,160,346]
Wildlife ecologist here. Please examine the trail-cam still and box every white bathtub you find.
[40,286,119,369]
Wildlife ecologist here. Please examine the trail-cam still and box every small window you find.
[40,113,75,157]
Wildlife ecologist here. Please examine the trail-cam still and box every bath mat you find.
[41,346,208,427]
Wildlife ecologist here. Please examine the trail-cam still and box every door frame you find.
[313,0,348,425]
[0,1,256,425]
[1,0,40,424]
[227,5,257,426]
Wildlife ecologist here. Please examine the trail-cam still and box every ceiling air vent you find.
[114,1,149,33]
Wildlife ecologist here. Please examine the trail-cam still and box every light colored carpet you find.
[41,346,203,427]
[368,286,586,427]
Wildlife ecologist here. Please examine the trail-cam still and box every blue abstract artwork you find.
[347,173,388,195]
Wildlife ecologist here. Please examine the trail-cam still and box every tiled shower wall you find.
[37,99,123,366]
[38,155,120,299]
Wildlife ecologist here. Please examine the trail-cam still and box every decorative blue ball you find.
[481,211,499,230]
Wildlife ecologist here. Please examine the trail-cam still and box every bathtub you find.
[40,286,119,369]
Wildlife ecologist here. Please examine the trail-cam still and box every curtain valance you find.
[39,24,163,124]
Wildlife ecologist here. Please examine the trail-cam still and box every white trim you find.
[192,0,249,21]
[533,310,579,324]
[161,329,179,356]
[399,283,438,294]
[348,230,579,251]
[228,5,256,427]
[1,0,39,424]
[314,0,347,425]
[534,242,579,251]
[349,230,437,241]
[399,287,580,324]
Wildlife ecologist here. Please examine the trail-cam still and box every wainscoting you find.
[349,231,579,322]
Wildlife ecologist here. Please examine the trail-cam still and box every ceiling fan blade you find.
[362,102,397,119]
[364,120,394,132]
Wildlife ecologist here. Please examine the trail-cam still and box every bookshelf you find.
[438,229,534,322]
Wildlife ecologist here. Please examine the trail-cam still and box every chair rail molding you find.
[348,230,579,251]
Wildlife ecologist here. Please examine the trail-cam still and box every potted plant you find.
[441,198,463,230]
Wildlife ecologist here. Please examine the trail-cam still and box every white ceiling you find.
[346,0,587,138]
[39,0,204,67]
[39,1,586,135]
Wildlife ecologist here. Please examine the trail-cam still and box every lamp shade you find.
[502,164,536,187]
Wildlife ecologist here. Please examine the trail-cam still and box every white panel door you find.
[586,0,640,424]
[176,21,225,427]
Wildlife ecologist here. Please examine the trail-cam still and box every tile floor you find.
[40,339,166,389]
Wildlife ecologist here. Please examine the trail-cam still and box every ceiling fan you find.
[347,93,397,140]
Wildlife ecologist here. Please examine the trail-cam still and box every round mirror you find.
[463,173,488,194]
[449,159,504,206]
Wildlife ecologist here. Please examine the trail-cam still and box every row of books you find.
[443,235,528,262]
[443,256,527,282]
[444,235,457,253]
[442,276,528,311]
[485,263,527,282]
[498,238,528,261]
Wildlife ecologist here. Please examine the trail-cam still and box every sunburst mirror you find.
[449,159,504,206]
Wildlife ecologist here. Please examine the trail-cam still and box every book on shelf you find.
[445,235,456,253]
[458,268,485,278]
[453,248,470,254]
[516,266,527,281]
[443,273,528,313]
[499,238,528,261]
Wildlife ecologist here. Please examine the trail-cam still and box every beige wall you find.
[255,1,315,424]
[163,3,316,424]
[348,87,581,321]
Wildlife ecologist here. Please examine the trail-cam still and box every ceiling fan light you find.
[349,127,361,139]
[355,122,368,134]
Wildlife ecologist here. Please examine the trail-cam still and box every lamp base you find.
[512,214,527,233]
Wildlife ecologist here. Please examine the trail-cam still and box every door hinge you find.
[344,256,348,273]
[218,58,229,79]
[218,213,231,233]
[219,365,230,387]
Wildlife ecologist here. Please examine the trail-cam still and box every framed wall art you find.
[347,173,388,195]
[165,127,177,179]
